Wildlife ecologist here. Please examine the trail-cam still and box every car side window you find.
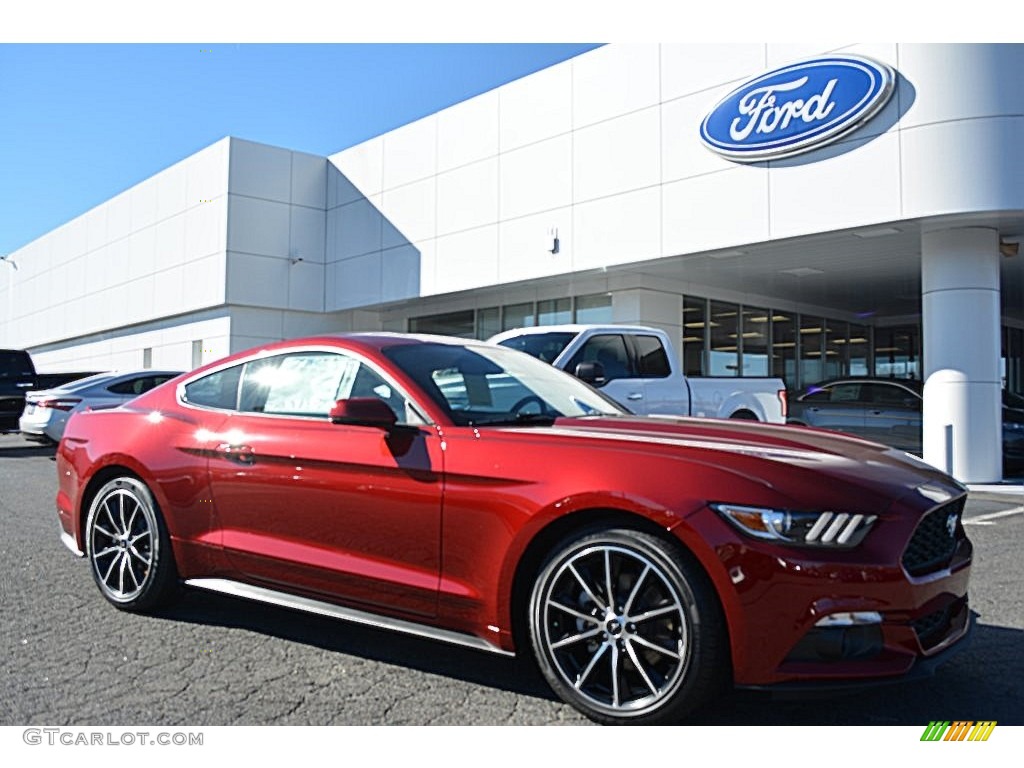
[237,351,412,422]
[633,335,671,379]
[863,383,919,408]
[565,334,634,383]
[182,365,243,410]
[828,383,863,403]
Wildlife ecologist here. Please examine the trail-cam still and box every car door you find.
[630,334,678,415]
[563,334,644,411]
[797,382,868,438]
[860,382,922,453]
[204,349,443,618]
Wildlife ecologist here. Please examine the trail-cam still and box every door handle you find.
[627,393,643,401]
[217,443,255,464]
[869,410,883,415]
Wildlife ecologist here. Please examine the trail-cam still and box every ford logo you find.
[699,55,895,162]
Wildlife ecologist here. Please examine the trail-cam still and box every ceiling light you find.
[780,267,824,277]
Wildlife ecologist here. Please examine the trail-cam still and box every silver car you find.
[19,370,182,443]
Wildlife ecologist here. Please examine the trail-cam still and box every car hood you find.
[543,415,964,512]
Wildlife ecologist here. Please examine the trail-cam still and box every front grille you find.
[902,498,965,577]
[912,596,967,650]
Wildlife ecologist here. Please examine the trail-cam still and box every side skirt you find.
[184,577,515,657]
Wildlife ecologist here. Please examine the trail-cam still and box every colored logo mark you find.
[920,721,997,741]
[700,55,895,162]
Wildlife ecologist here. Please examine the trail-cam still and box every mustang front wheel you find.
[529,528,725,724]
[85,476,178,611]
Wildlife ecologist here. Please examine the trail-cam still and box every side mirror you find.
[329,398,398,429]
[574,361,606,386]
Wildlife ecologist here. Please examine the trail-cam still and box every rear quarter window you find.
[182,365,243,410]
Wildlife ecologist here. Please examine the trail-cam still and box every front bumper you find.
[684,494,973,688]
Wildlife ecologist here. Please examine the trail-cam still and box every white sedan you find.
[19,370,182,444]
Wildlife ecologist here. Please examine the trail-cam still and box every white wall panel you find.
[661,44,765,102]
[765,43,849,67]
[436,158,499,236]
[157,161,188,220]
[185,252,226,310]
[331,252,383,310]
[290,205,326,263]
[227,196,290,258]
[126,276,153,324]
[380,245,421,303]
[433,226,499,294]
[107,194,132,242]
[661,91,736,183]
[573,107,660,202]
[498,207,573,284]
[287,259,326,312]
[437,91,499,173]
[227,252,290,309]
[382,116,437,191]
[155,215,186,271]
[414,239,438,296]
[329,137,384,205]
[898,44,1024,130]
[573,45,660,129]
[329,198,383,261]
[662,169,769,255]
[770,132,902,239]
[130,179,158,233]
[152,266,185,319]
[901,117,1024,218]
[500,135,572,221]
[126,226,157,282]
[184,198,226,261]
[290,151,327,209]
[499,61,573,152]
[381,178,436,248]
[573,188,661,271]
[186,138,230,205]
[229,138,292,203]
[86,207,108,254]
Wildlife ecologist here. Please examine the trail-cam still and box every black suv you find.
[0,349,36,434]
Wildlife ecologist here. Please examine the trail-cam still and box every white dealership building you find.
[1,43,1022,482]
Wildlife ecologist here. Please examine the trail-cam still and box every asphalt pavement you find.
[1,433,1021,726]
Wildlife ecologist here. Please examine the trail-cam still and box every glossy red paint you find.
[56,333,973,710]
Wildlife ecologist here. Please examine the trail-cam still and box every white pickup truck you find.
[489,324,788,423]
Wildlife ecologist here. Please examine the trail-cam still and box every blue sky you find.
[0,43,600,255]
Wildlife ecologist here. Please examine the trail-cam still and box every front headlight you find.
[711,503,877,548]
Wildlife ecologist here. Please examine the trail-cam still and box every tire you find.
[528,527,726,725]
[85,476,179,611]
[729,410,758,420]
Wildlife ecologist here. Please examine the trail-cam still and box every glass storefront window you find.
[476,307,500,340]
[708,301,739,376]
[848,323,870,377]
[502,302,535,332]
[574,293,613,324]
[875,324,920,380]
[538,298,572,325]
[799,316,824,385]
[409,310,475,338]
[740,306,769,376]
[823,321,846,381]
[682,297,706,377]
[771,312,797,389]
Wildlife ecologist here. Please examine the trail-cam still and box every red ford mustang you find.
[55,334,973,724]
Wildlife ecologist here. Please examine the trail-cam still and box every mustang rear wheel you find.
[529,528,726,724]
[85,476,178,611]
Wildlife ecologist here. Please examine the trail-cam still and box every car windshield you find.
[383,342,627,426]
[494,332,576,364]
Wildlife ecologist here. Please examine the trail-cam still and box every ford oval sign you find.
[699,55,895,162]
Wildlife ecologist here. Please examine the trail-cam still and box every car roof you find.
[802,377,923,393]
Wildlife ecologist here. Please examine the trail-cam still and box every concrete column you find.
[612,289,683,364]
[921,227,1002,482]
